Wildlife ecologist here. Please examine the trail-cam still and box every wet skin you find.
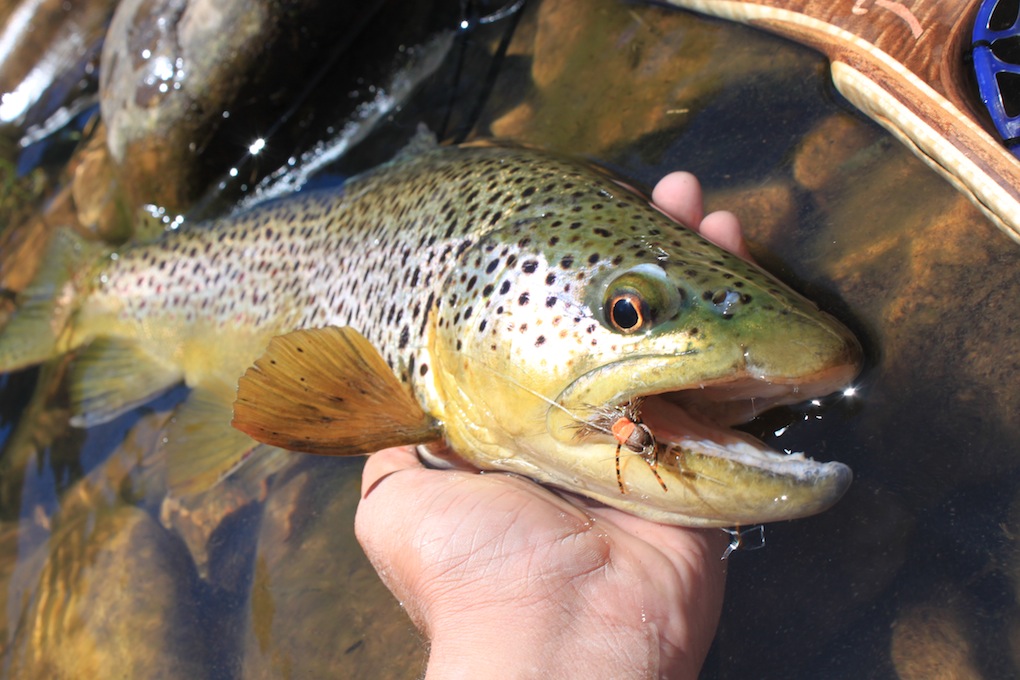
[356,172,742,680]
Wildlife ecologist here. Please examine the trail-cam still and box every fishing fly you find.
[579,399,668,494]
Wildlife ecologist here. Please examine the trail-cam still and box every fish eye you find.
[595,264,683,335]
[609,292,647,332]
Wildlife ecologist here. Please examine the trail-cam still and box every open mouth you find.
[639,379,848,480]
[645,360,854,467]
[564,361,858,526]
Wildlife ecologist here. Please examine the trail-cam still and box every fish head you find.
[425,154,861,527]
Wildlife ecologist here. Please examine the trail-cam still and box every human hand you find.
[355,172,743,679]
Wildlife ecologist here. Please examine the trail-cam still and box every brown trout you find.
[0,141,861,526]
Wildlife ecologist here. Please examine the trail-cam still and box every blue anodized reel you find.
[973,0,1020,157]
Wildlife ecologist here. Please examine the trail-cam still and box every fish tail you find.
[0,228,106,371]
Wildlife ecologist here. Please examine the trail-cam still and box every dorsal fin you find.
[392,124,439,162]
[232,326,441,455]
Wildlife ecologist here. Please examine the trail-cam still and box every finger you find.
[361,446,422,499]
[651,171,703,228]
[417,441,485,472]
[698,210,754,262]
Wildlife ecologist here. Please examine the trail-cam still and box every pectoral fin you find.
[232,326,441,455]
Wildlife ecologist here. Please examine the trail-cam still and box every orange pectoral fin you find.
[232,326,442,456]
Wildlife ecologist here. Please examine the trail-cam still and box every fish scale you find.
[79,147,582,388]
[0,141,862,525]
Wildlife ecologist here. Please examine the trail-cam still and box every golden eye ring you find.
[608,292,647,333]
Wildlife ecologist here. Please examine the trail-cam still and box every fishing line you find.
[444,0,529,143]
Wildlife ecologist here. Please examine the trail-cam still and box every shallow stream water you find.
[1,1,1019,678]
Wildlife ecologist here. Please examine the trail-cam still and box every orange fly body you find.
[609,415,667,494]
[574,399,668,494]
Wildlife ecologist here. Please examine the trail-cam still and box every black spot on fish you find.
[519,293,529,305]
[500,280,511,295]
[522,260,538,274]
[482,283,495,297]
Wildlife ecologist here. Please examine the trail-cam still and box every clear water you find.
[1,0,1019,678]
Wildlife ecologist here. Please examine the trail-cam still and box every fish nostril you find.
[706,288,743,317]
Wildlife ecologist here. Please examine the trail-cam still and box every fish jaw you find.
[561,438,853,528]
[541,307,862,526]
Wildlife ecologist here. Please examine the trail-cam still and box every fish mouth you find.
[550,356,859,527]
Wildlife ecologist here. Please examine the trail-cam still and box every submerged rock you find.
[487,0,815,156]
[99,0,380,223]
[5,505,208,678]
[891,599,983,680]
[0,0,116,130]
[240,457,425,679]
